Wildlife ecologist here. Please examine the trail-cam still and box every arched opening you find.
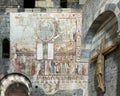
[0,73,32,96]
[60,0,67,8]
[2,39,10,58]
[5,83,29,96]
[85,11,118,43]
[24,0,35,8]
[86,11,119,95]
[90,11,118,59]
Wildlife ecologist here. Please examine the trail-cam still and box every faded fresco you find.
[10,13,88,96]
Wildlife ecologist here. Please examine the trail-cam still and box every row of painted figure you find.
[12,56,87,76]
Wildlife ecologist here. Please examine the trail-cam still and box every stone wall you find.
[0,10,88,96]
[0,1,84,96]
[9,12,87,96]
[0,0,83,8]
[0,0,23,8]
[82,0,120,96]
[36,0,82,8]
[82,0,120,39]
[0,13,10,75]
[88,44,120,96]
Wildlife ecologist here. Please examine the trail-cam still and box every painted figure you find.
[30,62,36,76]
[34,61,41,80]
[45,60,51,75]
[16,59,21,72]
[51,61,55,73]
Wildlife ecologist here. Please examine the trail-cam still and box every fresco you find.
[10,13,88,96]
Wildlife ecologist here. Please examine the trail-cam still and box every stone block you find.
[25,8,33,12]
[6,8,17,13]
[62,8,72,12]
[46,0,54,7]
[33,8,41,12]
[35,1,46,8]
[79,0,87,4]
[46,8,58,12]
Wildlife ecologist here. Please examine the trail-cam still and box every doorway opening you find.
[60,0,67,8]
[2,39,10,58]
[5,83,29,96]
[24,0,35,8]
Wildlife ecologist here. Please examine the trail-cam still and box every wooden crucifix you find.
[91,37,118,93]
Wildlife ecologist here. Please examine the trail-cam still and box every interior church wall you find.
[82,0,120,96]
[82,1,120,96]
[6,13,88,96]
[88,15,119,96]
[0,1,86,96]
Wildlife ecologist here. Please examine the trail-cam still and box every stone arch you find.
[85,11,120,96]
[104,3,120,33]
[83,2,120,40]
[0,72,32,96]
[104,3,116,12]
[84,11,118,44]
